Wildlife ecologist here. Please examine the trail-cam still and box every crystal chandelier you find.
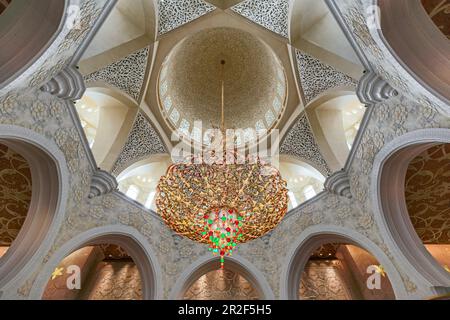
[156,61,288,268]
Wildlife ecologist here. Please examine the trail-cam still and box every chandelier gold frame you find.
[156,60,289,267]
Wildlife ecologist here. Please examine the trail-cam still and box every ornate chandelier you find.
[156,61,288,268]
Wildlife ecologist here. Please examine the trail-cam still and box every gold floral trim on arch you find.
[405,143,450,244]
[0,143,32,246]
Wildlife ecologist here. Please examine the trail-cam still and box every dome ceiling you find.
[158,27,287,141]
[78,1,364,183]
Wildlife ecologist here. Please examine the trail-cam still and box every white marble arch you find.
[0,125,69,293]
[371,128,450,296]
[169,253,275,300]
[0,0,67,87]
[29,225,163,300]
[279,225,407,300]
[375,0,450,110]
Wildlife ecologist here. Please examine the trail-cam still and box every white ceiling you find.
[290,0,360,65]
[82,0,148,59]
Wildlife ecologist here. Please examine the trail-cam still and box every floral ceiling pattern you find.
[84,47,149,101]
[295,50,357,104]
[231,0,289,38]
[405,143,450,244]
[0,143,32,246]
[157,0,216,35]
[111,112,167,176]
[280,114,331,176]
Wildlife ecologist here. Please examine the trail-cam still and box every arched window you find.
[278,157,325,210]
[77,101,98,148]
[144,192,156,209]
[306,93,365,170]
[342,103,364,149]
[303,185,317,200]
[75,88,138,170]
[125,185,140,201]
[117,155,172,211]
[288,191,298,208]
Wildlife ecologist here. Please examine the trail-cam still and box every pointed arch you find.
[29,225,163,300]
[169,254,274,300]
[280,225,407,299]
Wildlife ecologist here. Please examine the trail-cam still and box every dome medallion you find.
[157,27,287,146]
